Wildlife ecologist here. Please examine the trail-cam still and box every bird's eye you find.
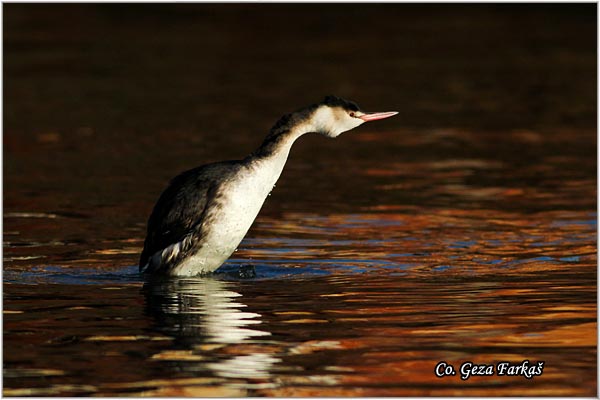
[349,112,355,117]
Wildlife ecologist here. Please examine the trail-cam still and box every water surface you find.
[4,4,597,396]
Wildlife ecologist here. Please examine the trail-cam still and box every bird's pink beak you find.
[359,111,399,122]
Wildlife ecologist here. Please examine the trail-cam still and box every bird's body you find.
[140,96,397,276]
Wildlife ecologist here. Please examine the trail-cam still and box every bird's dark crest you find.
[322,95,361,112]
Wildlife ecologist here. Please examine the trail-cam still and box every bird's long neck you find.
[248,107,316,162]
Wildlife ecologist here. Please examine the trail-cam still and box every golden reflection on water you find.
[4,200,596,396]
[4,262,596,396]
[3,4,597,396]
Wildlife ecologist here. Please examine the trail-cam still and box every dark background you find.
[5,4,596,134]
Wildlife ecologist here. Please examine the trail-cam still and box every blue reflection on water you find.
[3,265,142,285]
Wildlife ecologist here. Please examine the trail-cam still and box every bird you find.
[139,95,397,277]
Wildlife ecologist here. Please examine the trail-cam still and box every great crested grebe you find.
[140,96,397,276]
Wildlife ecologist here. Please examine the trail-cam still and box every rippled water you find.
[4,4,597,397]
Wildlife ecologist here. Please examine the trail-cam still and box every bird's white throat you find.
[309,106,364,137]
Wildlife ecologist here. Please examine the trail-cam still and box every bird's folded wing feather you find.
[139,165,223,272]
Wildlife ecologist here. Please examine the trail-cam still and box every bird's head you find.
[309,95,398,138]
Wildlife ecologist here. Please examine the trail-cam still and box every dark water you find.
[4,4,597,396]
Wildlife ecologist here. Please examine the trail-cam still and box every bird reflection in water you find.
[143,277,280,380]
